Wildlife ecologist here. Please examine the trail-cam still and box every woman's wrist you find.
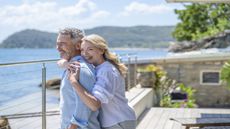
[72,80,80,87]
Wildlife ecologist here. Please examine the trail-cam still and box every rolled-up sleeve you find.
[92,70,116,104]
[70,115,88,128]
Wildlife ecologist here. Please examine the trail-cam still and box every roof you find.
[166,0,230,3]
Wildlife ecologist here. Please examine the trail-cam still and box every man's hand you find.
[68,124,77,129]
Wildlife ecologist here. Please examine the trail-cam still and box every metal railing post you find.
[127,56,131,90]
[134,56,137,87]
[42,63,46,129]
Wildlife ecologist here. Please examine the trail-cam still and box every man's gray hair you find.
[58,28,85,44]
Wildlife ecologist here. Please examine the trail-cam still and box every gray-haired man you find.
[56,28,100,129]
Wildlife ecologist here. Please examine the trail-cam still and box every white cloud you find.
[0,0,110,41]
[121,2,173,16]
[0,2,58,26]
[59,0,97,16]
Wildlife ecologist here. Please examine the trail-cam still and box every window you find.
[200,70,220,85]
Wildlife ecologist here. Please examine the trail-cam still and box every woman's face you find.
[81,40,104,66]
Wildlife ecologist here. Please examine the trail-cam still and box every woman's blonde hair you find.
[82,34,127,77]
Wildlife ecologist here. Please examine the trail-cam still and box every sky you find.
[0,0,184,42]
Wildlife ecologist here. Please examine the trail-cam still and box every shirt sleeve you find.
[92,69,116,104]
[70,63,96,128]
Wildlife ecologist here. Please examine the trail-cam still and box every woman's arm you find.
[68,65,101,111]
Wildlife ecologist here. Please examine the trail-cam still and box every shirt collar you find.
[70,55,83,62]
[96,61,108,70]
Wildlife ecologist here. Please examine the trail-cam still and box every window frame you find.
[200,70,221,86]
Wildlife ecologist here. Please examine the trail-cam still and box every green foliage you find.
[160,95,172,107]
[173,4,230,41]
[138,65,161,72]
[221,61,230,87]
[0,26,175,48]
[160,83,197,108]
[138,65,166,89]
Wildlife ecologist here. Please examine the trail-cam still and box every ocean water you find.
[0,48,168,63]
[0,48,168,105]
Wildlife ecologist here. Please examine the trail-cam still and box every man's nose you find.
[56,44,61,51]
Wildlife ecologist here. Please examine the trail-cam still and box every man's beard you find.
[60,51,71,60]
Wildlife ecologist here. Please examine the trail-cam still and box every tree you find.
[173,3,230,41]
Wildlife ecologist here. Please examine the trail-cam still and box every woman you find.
[68,34,136,129]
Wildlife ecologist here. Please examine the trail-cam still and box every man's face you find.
[56,34,75,60]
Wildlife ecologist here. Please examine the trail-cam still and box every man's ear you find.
[75,43,81,50]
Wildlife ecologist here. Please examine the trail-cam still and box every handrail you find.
[0,56,138,128]
[0,59,59,67]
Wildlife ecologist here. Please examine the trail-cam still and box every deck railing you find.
[0,55,140,129]
[0,59,59,129]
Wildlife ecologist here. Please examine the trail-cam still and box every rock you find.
[168,30,230,52]
[39,78,61,89]
[0,117,11,129]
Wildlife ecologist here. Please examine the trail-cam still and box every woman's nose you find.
[81,50,86,56]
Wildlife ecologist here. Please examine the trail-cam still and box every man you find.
[56,28,100,129]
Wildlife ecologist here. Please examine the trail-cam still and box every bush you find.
[160,83,197,108]
[220,61,230,87]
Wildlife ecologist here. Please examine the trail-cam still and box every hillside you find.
[0,29,57,48]
[0,26,175,48]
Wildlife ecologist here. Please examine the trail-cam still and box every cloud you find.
[0,0,110,32]
[121,2,173,16]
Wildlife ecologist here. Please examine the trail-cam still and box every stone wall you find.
[161,61,230,107]
[127,53,230,107]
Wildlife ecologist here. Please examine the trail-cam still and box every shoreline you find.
[111,47,168,50]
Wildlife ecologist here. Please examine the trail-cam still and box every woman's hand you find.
[67,61,101,111]
[68,62,80,85]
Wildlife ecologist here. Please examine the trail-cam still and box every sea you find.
[0,48,168,106]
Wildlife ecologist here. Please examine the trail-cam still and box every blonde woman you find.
[68,34,136,129]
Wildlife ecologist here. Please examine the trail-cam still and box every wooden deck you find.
[3,107,230,129]
[0,87,148,129]
[0,89,60,129]
[1,88,230,129]
[137,107,230,129]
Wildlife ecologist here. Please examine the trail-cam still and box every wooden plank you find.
[136,108,157,129]
[171,117,230,128]
[163,108,179,129]
[145,108,164,129]
[137,108,230,129]
[172,108,186,129]
[155,108,171,129]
